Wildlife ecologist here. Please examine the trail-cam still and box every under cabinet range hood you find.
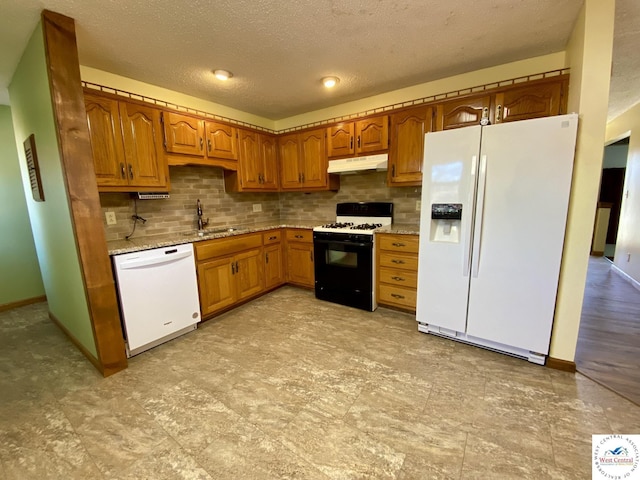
[327,153,388,174]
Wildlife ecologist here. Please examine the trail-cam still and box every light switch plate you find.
[105,211,117,225]
[253,203,262,213]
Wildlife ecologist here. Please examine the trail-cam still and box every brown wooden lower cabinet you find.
[376,233,419,312]
[285,228,315,288]
[263,230,285,289]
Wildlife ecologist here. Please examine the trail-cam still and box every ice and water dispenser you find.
[430,203,462,243]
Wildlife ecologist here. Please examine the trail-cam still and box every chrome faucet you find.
[197,199,209,230]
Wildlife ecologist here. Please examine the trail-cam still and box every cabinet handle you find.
[357,135,361,149]
[298,173,302,183]
[200,137,204,151]
[350,136,353,150]
[495,105,502,123]
[207,139,211,152]
[301,173,305,183]
[294,234,304,239]
[310,251,313,262]
[266,253,269,263]
[120,163,126,179]
[269,236,277,240]
[391,259,405,264]
[392,242,406,247]
[391,276,406,282]
[391,293,405,299]
[231,262,235,274]
[235,261,239,272]
[391,164,396,177]
[128,164,134,180]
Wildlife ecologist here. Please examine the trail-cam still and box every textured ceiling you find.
[0,1,634,121]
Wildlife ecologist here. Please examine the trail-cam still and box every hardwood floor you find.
[576,256,640,405]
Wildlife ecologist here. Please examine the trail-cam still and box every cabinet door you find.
[238,129,261,189]
[278,133,302,190]
[198,257,236,316]
[162,112,204,156]
[388,107,431,186]
[235,248,264,300]
[436,95,491,131]
[327,122,354,158]
[119,102,168,188]
[260,134,279,190]
[494,82,563,124]
[264,243,284,289]
[84,94,128,187]
[356,116,388,154]
[287,243,314,287]
[299,129,327,188]
[205,122,238,160]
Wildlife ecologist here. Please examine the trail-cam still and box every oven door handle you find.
[313,239,372,248]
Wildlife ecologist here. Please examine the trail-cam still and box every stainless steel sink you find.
[206,227,244,234]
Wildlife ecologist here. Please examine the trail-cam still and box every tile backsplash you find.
[101,167,421,241]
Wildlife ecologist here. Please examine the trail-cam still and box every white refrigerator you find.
[416,114,578,364]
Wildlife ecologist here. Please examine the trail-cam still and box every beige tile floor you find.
[1,287,639,479]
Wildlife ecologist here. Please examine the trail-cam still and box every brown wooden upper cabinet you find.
[278,128,339,191]
[326,116,389,158]
[84,92,169,192]
[162,111,238,169]
[494,81,563,124]
[224,130,279,192]
[388,106,434,187]
[435,95,491,131]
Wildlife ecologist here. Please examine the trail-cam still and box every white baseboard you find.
[610,263,640,292]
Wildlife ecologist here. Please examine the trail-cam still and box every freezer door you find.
[416,126,482,333]
[466,114,578,354]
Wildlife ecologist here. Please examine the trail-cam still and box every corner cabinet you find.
[388,106,434,187]
[278,129,339,192]
[84,92,169,192]
[224,130,279,192]
[162,111,239,170]
[327,116,389,158]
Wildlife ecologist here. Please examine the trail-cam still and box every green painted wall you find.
[9,23,97,357]
[0,105,44,305]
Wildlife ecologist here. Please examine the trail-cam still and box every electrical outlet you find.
[416,200,421,212]
[252,203,262,213]
[105,211,117,225]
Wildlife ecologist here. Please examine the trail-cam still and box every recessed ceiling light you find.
[322,76,340,88]
[214,69,233,81]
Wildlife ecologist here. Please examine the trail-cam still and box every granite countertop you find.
[107,220,328,255]
[377,223,420,235]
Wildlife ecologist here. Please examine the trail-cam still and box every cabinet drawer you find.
[195,233,262,261]
[285,229,313,243]
[379,284,417,309]
[378,252,418,271]
[379,267,417,289]
[378,234,419,254]
[263,230,282,245]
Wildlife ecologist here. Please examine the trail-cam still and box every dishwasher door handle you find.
[119,251,192,269]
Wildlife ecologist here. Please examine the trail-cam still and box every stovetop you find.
[313,202,393,236]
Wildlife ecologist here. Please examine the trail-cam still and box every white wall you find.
[606,103,640,283]
[549,0,615,363]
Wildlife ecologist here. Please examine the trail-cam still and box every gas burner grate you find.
[351,223,383,230]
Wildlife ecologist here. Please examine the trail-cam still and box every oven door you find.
[313,236,374,311]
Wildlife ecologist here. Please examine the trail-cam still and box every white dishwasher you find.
[112,243,201,357]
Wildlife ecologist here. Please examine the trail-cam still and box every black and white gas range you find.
[313,202,393,311]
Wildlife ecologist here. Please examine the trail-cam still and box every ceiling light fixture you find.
[322,76,340,88]
[214,69,233,81]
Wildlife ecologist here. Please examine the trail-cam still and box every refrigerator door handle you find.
[471,154,488,278]
[463,155,478,277]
